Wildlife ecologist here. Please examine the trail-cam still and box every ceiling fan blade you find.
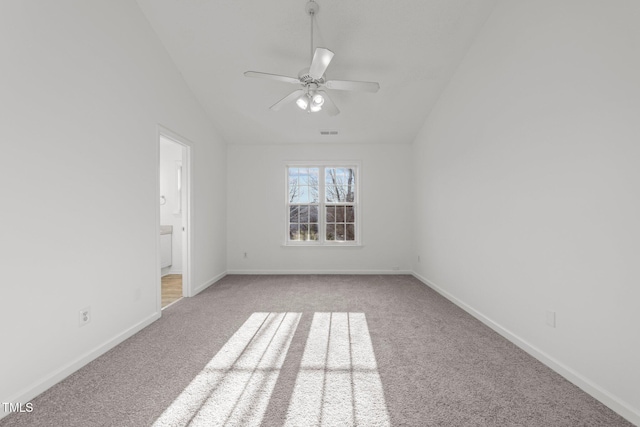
[308,48,334,80]
[324,79,380,93]
[244,71,300,85]
[269,89,305,111]
[318,91,339,116]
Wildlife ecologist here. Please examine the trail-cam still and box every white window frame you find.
[285,161,361,246]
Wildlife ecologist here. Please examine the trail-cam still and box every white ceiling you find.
[137,0,497,145]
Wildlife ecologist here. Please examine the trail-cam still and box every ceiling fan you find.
[244,0,380,116]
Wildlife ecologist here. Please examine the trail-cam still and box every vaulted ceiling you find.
[137,0,497,145]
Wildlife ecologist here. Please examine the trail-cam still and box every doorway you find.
[158,130,191,310]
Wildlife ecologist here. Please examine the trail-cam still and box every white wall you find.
[227,144,411,274]
[411,0,640,423]
[0,0,226,416]
[160,137,183,275]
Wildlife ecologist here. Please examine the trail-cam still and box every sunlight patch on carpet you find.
[153,312,301,427]
[284,312,391,426]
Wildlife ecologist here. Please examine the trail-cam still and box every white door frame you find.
[157,126,193,313]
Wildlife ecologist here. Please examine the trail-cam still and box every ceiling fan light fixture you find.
[296,94,310,110]
[311,92,324,108]
[309,102,323,113]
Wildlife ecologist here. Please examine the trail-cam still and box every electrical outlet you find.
[79,307,91,327]
[243,252,248,259]
[546,310,556,328]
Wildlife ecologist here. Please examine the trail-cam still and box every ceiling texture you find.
[137,0,497,145]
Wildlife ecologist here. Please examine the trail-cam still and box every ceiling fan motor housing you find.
[298,68,325,86]
[305,1,319,16]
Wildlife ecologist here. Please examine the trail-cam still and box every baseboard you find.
[411,272,640,426]
[1,312,160,421]
[161,269,182,277]
[226,269,412,275]
[192,271,227,296]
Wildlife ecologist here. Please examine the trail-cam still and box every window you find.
[287,164,359,245]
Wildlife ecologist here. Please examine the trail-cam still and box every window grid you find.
[325,205,356,242]
[287,165,358,245]
[288,167,320,242]
[289,204,319,242]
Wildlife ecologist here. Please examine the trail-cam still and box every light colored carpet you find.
[0,275,632,426]
[284,312,389,426]
[153,312,302,426]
